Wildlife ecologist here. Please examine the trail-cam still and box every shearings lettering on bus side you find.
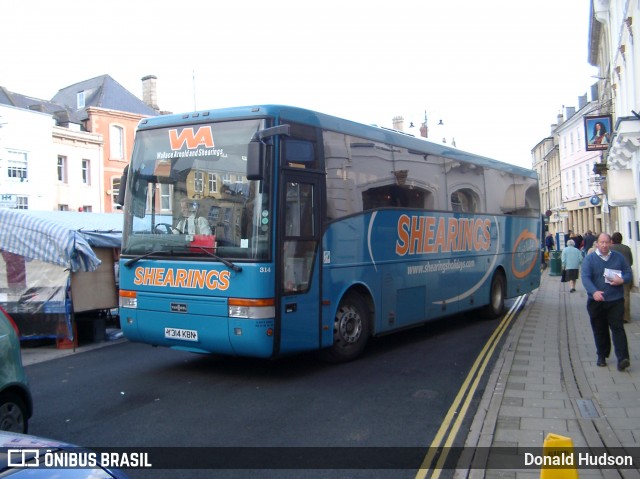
[395,215,491,256]
[133,267,231,290]
[407,259,476,275]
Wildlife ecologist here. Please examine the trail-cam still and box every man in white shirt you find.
[173,199,212,235]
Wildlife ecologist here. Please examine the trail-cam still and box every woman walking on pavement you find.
[561,239,583,292]
[581,233,632,371]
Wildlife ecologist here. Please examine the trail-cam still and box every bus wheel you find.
[482,272,506,319]
[320,293,370,363]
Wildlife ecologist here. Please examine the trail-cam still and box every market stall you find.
[0,209,123,342]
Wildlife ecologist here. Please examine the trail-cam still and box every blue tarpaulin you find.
[0,210,123,272]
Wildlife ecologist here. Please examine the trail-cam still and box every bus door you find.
[277,173,323,355]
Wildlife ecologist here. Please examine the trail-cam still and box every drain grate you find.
[576,398,599,418]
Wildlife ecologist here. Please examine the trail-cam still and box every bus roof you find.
[137,105,536,179]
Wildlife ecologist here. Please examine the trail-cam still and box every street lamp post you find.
[412,110,446,143]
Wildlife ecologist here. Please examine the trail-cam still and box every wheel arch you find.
[492,265,507,284]
[337,282,375,336]
[481,266,507,319]
[0,384,33,419]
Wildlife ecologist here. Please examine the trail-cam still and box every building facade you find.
[555,101,606,237]
[589,0,640,284]
[53,124,103,212]
[0,75,162,214]
[51,75,161,213]
[84,107,145,212]
[0,104,104,211]
[0,104,54,210]
[532,132,561,237]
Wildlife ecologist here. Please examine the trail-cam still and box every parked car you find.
[0,430,130,478]
[0,305,33,433]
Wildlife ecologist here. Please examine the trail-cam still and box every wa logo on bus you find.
[168,126,214,150]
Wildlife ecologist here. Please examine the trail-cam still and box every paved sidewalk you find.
[21,335,125,366]
[463,269,640,478]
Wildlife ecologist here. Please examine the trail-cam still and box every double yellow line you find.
[415,294,527,479]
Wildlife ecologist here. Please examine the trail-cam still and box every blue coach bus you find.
[118,105,540,362]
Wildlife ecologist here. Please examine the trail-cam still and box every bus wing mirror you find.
[116,165,128,206]
[247,124,291,181]
[247,139,264,181]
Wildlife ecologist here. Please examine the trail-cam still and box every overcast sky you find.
[2,0,597,169]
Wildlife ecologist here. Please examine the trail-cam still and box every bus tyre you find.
[0,392,28,434]
[320,293,370,363]
[482,273,506,319]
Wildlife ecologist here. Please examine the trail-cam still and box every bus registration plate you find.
[164,327,198,342]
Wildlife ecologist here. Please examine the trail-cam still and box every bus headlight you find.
[228,298,275,319]
[119,290,138,309]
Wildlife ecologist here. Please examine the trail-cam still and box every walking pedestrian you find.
[583,230,596,253]
[581,233,632,371]
[561,239,582,292]
[545,232,555,252]
[609,232,633,323]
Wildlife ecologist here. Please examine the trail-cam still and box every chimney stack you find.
[141,75,159,112]
[392,116,404,132]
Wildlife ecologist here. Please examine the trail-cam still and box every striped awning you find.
[0,210,123,272]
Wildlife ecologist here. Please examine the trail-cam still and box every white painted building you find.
[0,104,54,210]
[0,104,103,211]
[53,125,103,212]
[590,0,640,284]
[555,102,606,236]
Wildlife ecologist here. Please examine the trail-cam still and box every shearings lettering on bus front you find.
[395,215,491,256]
[133,267,231,290]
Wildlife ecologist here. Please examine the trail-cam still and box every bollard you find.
[540,433,578,479]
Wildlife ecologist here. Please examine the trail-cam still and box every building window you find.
[82,159,91,185]
[208,173,217,193]
[7,151,28,182]
[194,171,204,193]
[570,132,575,154]
[57,155,67,182]
[578,165,583,195]
[222,173,232,192]
[15,196,28,210]
[160,184,171,211]
[58,204,69,211]
[81,205,92,212]
[450,189,479,214]
[77,91,85,109]
[577,130,582,151]
[111,176,120,199]
[110,125,124,160]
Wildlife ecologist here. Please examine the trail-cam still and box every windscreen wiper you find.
[191,246,242,272]
[124,250,171,268]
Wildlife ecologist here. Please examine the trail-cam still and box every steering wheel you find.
[154,223,174,234]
